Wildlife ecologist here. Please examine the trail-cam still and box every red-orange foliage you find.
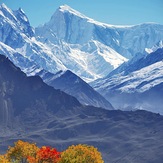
[28,146,61,163]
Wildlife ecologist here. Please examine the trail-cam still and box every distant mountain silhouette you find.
[38,69,114,109]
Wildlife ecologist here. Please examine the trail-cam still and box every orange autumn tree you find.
[6,140,39,163]
[59,144,104,163]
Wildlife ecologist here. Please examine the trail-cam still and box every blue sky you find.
[0,0,163,27]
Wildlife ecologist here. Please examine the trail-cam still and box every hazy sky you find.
[0,0,163,27]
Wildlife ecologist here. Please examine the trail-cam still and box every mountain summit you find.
[58,4,88,19]
[0,3,34,38]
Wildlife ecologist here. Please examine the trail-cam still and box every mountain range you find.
[0,3,115,109]
[0,54,163,163]
[0,3,163,114]
[1,3,163,81]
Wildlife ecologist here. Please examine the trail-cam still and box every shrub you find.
[59,144,104,163]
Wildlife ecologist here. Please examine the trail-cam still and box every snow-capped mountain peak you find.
[14,7,28,22]
[0,3,11,13]
[0,3,17,21]
[57,5,124,29]
[58,4,87,19]
[0,3,27,24]
[0,3,34,39]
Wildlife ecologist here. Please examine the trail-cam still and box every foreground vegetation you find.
[0,140,104,163]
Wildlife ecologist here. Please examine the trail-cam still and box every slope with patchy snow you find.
[92,48,163,114]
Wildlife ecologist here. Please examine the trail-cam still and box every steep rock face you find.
[92,48,163,114]
[36,5,163,59]
[36,5,94,44]
[0,3,34,46]
[38,70,114,109]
